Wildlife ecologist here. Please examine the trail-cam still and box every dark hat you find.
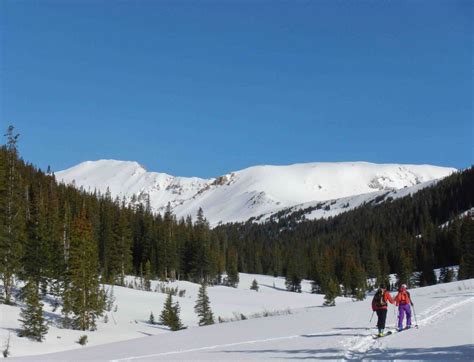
[379,284,386,289]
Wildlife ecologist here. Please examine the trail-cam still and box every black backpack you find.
[373,288,387,308]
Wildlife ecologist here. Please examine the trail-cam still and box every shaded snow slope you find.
[56,161,456,226]
[10,279,474,361]
[0,273,333,359]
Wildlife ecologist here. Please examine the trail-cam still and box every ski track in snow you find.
[110,332,331,361]
[344,293,474,360]
[110,294,473,361]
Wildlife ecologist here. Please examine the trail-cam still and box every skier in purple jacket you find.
[394,284,413,331]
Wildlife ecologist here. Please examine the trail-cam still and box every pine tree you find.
[160,293,185,330]
[159,293,174,327]
[193,208,211,282]
[323,278,340,307]
[226,247,239,287]
[169,300,185,331]
[458,218,474,279]
[23,184,48,287]
[63,211,105,330]
[194,283,214,326]
[143,260,152,291]
[45,179,66,309]
[18,280,48,341]
[396,249,414,288]
[0,126,25,304]
[285,253,302,293]
[111,206,132,285]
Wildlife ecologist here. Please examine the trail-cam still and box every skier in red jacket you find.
[372,284,395,337]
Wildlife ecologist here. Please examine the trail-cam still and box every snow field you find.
[4,278,473,360]
[0,273,340,359]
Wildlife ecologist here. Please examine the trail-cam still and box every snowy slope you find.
[7,278,474,361]
[55,161,456,226]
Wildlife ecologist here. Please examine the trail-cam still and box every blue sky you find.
[1,0,472,177]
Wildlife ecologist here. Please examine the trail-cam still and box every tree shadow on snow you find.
[333,327,372,330]
[302,332,366,338]
[42,309,65,328]
[259,283,289,292]
[216,344,474,360]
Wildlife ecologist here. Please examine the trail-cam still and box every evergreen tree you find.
[285,253,302,293]
[18,280,48,341]
[63,211,105,330]
[169,300,185,331]
[458,218,474,279]
[110,207,132,285]
[416,243,437,286]
[143,260,152,291]
[160,293,185,330]
[396,249,414,288]
[0,126,25,304]
[193,208,211,282]
[225,247,239,287]
[23,184,48,287]
[45,180,66,308]
[159,292,174,327]
[194,283,214,326]
[323,278,340,307]
[439,267,454,283]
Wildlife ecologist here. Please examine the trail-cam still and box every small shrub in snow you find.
[78,335,88,346]
[105,287,115,312]
[2,333,11,358]
[148,311,155,325]
[158,283,180,296]
[250,279,259,291]
[178,289,186,298]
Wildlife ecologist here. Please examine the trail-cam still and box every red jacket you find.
[394,288,412,306]
[372,289,395,311]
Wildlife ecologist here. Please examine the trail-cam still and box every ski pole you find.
[412,304,419,328]
[367,311,375,330]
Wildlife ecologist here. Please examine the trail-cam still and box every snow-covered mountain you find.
[55,160,456,226]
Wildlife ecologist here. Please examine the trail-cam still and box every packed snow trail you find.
[10,280,473,361]
[344,295,474,360]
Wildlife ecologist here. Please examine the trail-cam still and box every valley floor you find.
[2,277,473,361]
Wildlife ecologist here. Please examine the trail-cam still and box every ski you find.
[396,326,416,332]
[372,330,393,339]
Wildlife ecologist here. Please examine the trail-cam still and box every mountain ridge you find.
[55,160,457,226]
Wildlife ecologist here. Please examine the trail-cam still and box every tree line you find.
[217,165,474,297]
[1,125,473,339]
